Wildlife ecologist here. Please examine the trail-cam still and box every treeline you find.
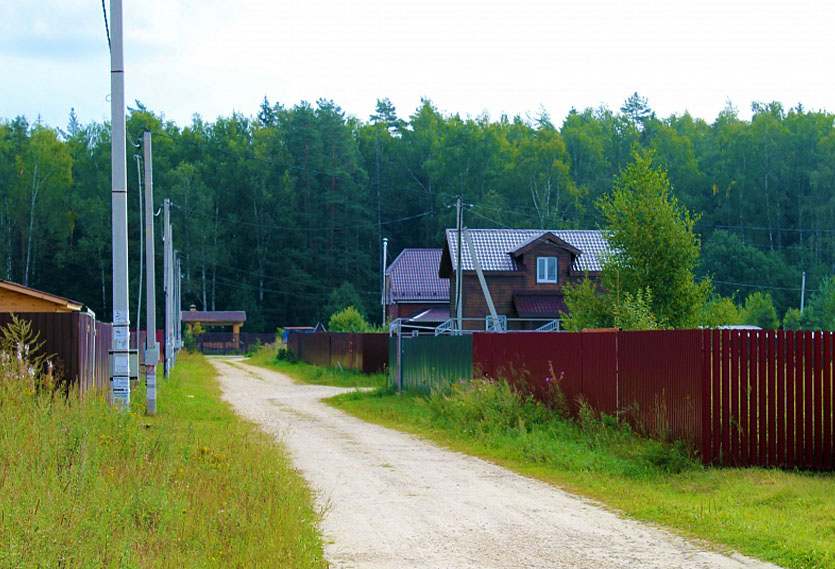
[1,94,833,330]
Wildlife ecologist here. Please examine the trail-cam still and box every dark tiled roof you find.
[386,249,449,302]
[406,307,450,323]
[513,293,567,318]
[181,310,247,323]
[445,228,610,273]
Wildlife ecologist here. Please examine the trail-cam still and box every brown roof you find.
[0,280,83,311]
[181,310,246,324]
[513,292,567,318]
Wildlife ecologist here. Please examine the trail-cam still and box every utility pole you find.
[163,198,171,379]
[801,271,807,313]
[175,252,182,355]
[109,0,131,408]
[381,237,388,325]
[143,131,159,414]
[455,196,463,332]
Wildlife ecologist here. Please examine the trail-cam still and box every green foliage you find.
[247,344,386,389]
[562,279,612,331]
[739,292,780,329]
[782,307,804,330]
[328,306,371,332]
[598,153,710,328]
[322,282,367,322]
[700,296,742,327]
[801,276,835,330]
[0,351,326,567]
[612,290,659,331]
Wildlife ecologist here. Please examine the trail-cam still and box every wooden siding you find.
[0,289,78,313]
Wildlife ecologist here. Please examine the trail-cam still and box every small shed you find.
[0,280,84,313]
[181,306,247,348]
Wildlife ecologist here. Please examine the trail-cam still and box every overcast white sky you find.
[2,0,834,130]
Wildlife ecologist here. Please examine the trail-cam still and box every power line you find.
[100,0,111,52]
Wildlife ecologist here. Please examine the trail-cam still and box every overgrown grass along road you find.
[247,344,387,388]
[0,351,326,569]
[323,379,835,569]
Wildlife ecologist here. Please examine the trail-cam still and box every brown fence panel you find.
[301,333,331,367]
[329,334,352,369]
[361,334,389,374]
[619,330,703,444]
[472,332,585,411]
[581,332,617,416]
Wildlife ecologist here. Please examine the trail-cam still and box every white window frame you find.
[536,256,558,283]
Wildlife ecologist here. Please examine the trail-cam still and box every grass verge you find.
[0,351,326,568]
[327,380,835,569]
[247,344,387,388]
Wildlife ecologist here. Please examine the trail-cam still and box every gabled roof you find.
[441,229,610,275]
[0,280,83,311]
[386,248,449,303]
[181,310,246,324]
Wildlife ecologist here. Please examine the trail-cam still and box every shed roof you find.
[0,280,83,312]
[386,248,449,303]
[181,310,246,324]
[442,229,610,274]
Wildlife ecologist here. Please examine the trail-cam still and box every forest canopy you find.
[0,96,830,330]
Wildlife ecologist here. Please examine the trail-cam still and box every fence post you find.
[396,320,403,393]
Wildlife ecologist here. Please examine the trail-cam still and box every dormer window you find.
[536,257,558,283]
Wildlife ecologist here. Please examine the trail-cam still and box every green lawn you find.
[246,344,387,388]
[326,380,835,569]
[0,351,326,568]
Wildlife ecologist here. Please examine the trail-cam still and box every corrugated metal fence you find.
[0,312,112,396]
[702,329,835,468]
[288,332,389,374]
[391,335,473,392]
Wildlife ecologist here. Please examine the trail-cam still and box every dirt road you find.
[211,358,779,569]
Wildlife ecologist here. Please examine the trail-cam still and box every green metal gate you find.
[389,335,473,392]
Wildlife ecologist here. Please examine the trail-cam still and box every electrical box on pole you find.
[109,0,131,408]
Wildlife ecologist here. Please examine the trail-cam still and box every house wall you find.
[0,289,75,313]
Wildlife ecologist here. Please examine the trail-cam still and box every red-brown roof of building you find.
[513,293,567,318]
[181,310,246,323]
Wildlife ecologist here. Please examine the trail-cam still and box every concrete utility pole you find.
[801,271,807,313]
[163,198,171,379]
[381,237,388,325]
[455,196,463,332]
[109,0,131,408]
[143,131,159,414]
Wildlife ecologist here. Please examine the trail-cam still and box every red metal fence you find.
[702,329,834,468]
[473,330,702,442]
[289,332,389,374]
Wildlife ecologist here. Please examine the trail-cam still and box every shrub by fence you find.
[287,332,388,374]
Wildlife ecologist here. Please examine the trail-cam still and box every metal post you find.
[109,0,131,408]
[455,196,463,332]
[143,131,159,414]
[801,271,806,313]
[163,198,171,379]
[381,237,388,325]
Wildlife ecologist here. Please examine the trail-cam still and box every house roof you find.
[0,280,84,311]
[513,292,567,318]
[386,248,449,302]
[181,310,246,324]
[442,229,610,274]
[405,307,450,323]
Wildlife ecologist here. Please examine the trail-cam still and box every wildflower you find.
[545,376,552,383]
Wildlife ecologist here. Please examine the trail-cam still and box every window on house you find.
[536,257,558,283]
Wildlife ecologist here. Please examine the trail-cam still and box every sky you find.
[2,0,834,130]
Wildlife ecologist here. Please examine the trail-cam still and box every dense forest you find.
[1,94,834,331]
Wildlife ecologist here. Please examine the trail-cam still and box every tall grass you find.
[330,378,835,569]
[0,350,326,568]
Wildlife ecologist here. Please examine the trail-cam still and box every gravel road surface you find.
[211,358,780,569]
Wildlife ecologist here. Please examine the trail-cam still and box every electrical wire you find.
[101,0,111,52]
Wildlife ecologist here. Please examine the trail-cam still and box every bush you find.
[275,347,298,363]
[328,306,370,332]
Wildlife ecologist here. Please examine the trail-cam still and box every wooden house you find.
[438,229,610,330]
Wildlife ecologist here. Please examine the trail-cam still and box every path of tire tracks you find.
[211,358,780,569]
